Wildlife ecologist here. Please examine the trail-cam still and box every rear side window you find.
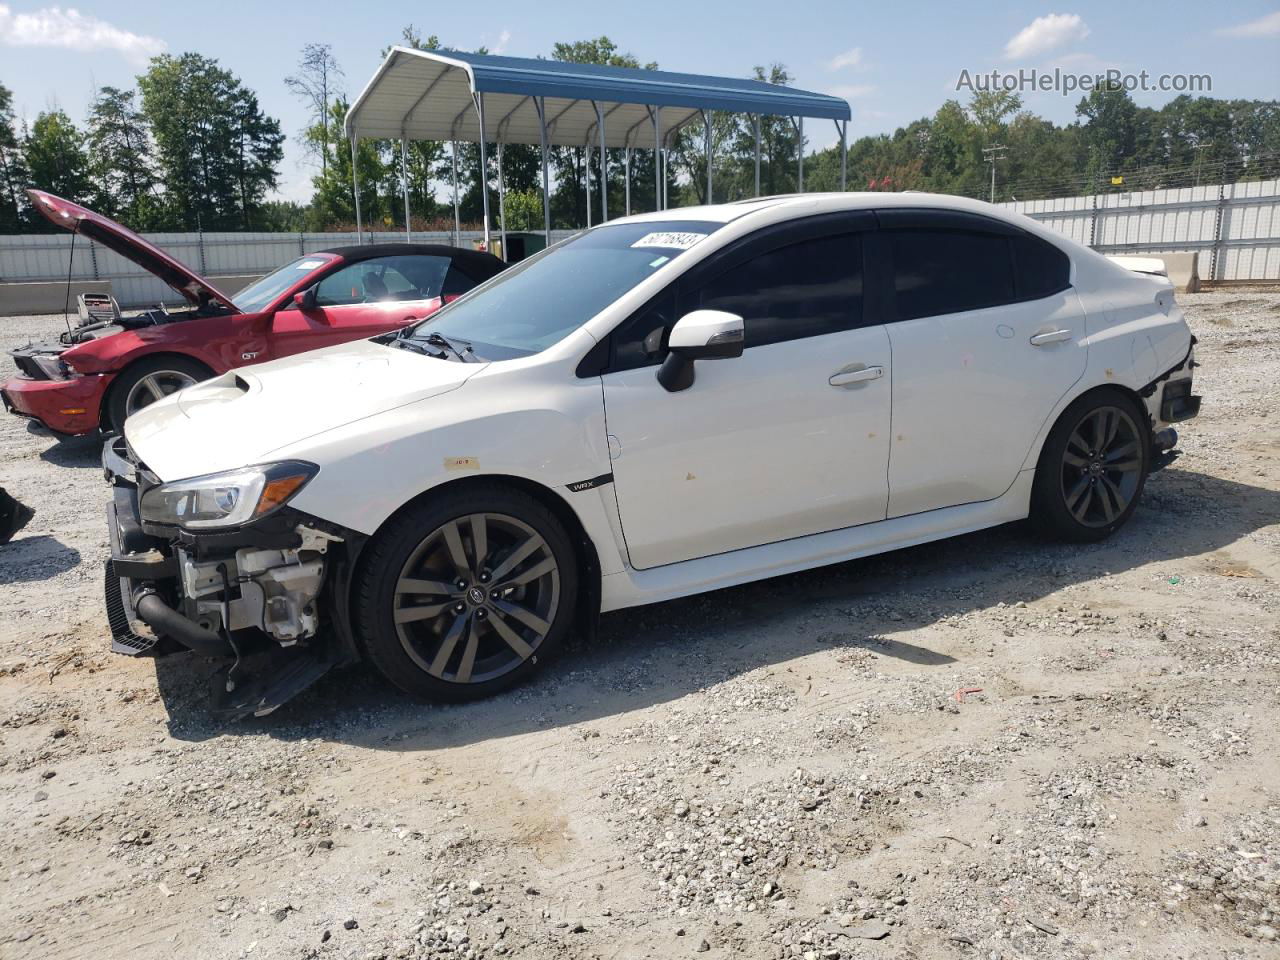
[692,233,863,348]
[1011,233,1071,300]
[889,230,1014,321]
[442,264,478,298]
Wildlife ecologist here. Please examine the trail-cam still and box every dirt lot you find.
[1,293,1277,960]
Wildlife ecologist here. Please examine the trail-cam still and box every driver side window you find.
[313,262,377,307]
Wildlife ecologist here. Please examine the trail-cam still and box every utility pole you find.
[982,145,1007,203]
[1193,142,1212,188]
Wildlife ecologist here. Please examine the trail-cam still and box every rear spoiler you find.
[1107,255,1168,277]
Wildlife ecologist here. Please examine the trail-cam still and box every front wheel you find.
[1031,389,1150,542]
[354,486,579,702]
[106,356,212,431]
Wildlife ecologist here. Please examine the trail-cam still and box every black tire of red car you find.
[354,484,579,702]
[1030,387,1151,543]
[105,355,214,433]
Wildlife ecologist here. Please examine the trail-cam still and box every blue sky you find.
[2,1,1277,203]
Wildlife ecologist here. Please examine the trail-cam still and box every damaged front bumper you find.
[102,437,365,719]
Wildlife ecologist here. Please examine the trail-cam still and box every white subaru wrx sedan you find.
[103,192,1200,717]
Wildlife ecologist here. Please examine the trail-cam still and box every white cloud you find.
[490,28,511,55]
[827,84,877,100]
[1215,11,1280,37]
[0,4,165,63]
[827,47,863,71]
[1004,13,1090,60]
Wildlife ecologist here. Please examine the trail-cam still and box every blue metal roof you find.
[438,50,850,120]
[346,47,851,147]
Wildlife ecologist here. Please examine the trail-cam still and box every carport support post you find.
[497,140,507,261]
[450,140,461,246]
[585,141,593,228]
[652,106,663,211]
[400,137,411,240]
[535,97,551,243]
[594,101,608,222]
[474,93,491,250]
[350,128,363,243]
[797,116,804,192]
[624,146,631,216]
[837,119,847,191]
[703,110,713,204]
[754,115,761,197]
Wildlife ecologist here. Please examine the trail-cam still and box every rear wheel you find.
[355,485,578,702]
[106,356,212,431]
[1031,389,1150,542]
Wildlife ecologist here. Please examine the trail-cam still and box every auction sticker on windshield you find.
[630,231,708,250]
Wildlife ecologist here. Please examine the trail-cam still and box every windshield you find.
[405,220,722,358]
[233,255,335,313]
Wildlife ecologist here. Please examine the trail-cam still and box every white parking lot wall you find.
[1000,178,1280,283]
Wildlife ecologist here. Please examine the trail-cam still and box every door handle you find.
[1029,329,1072,346]
[829,364,884,387]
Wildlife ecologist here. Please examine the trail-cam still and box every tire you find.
[354,484,579,702]
[1031,388,1151,543]
[106,355,213,432]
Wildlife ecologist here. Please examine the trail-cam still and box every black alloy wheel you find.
[1031,388,1151,542]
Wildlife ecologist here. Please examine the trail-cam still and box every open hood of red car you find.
[27,189,240,313]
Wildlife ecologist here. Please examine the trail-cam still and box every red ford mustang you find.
[2,190,505,436]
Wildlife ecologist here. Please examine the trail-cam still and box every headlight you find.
[32,354,78,380]
[139,461,318,529]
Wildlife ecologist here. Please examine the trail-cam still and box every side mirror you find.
[292,287,317,311]
[656,310,744,392]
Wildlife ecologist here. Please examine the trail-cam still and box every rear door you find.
[877,210,1087,517]
[600,213,893,570]
[268,254,453,359]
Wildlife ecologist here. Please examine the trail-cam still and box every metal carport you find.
[345,48,853,252]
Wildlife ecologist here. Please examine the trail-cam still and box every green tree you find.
[138,52,284,229]
[0,83,30,231]
[1076,84,1139,173]
[258,199,308,231]
[86,85,160,226]
[285,43,344,176]
[306,96,387,229]
[25,109,93,203]
[501,188,544,230]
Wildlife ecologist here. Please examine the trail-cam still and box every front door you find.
[601,225,893,570]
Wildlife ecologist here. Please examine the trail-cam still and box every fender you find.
[63,311,272,378]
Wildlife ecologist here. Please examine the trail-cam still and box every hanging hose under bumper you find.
[133,589,233,657]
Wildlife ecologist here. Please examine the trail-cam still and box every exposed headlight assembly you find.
[32,354,78,381]
[139,461,318,529]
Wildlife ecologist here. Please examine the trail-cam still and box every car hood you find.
[27,189,239,312]
[125,339,484,481]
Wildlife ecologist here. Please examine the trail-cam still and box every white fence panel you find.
[1001,177,1280,282]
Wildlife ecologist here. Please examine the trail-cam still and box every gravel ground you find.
[1,292,1278,960]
